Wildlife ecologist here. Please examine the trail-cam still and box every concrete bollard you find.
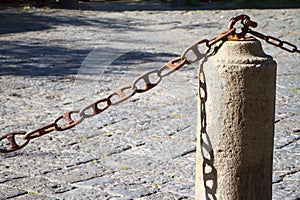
[196,39,277,199]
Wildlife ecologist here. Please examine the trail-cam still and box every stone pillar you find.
[195,39,276,199]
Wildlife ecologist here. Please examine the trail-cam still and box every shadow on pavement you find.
[0,38,178,76]
[0,40,89,76]
[0,7,146,35]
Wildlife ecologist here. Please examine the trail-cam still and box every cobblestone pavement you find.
[0,3,299,199]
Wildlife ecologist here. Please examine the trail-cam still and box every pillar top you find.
[214,39,274,64]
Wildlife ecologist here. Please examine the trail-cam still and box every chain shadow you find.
[198,44,223,199]
[199,58,217,200]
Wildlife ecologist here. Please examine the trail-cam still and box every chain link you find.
[248,29,300,53]
[1,14,299,153]
[0,131,28,153]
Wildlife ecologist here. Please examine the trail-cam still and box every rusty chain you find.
[1,14,299,153]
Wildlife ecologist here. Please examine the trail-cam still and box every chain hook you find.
[228,14,257,39]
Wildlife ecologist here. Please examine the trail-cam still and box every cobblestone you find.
[0,3,299,199]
